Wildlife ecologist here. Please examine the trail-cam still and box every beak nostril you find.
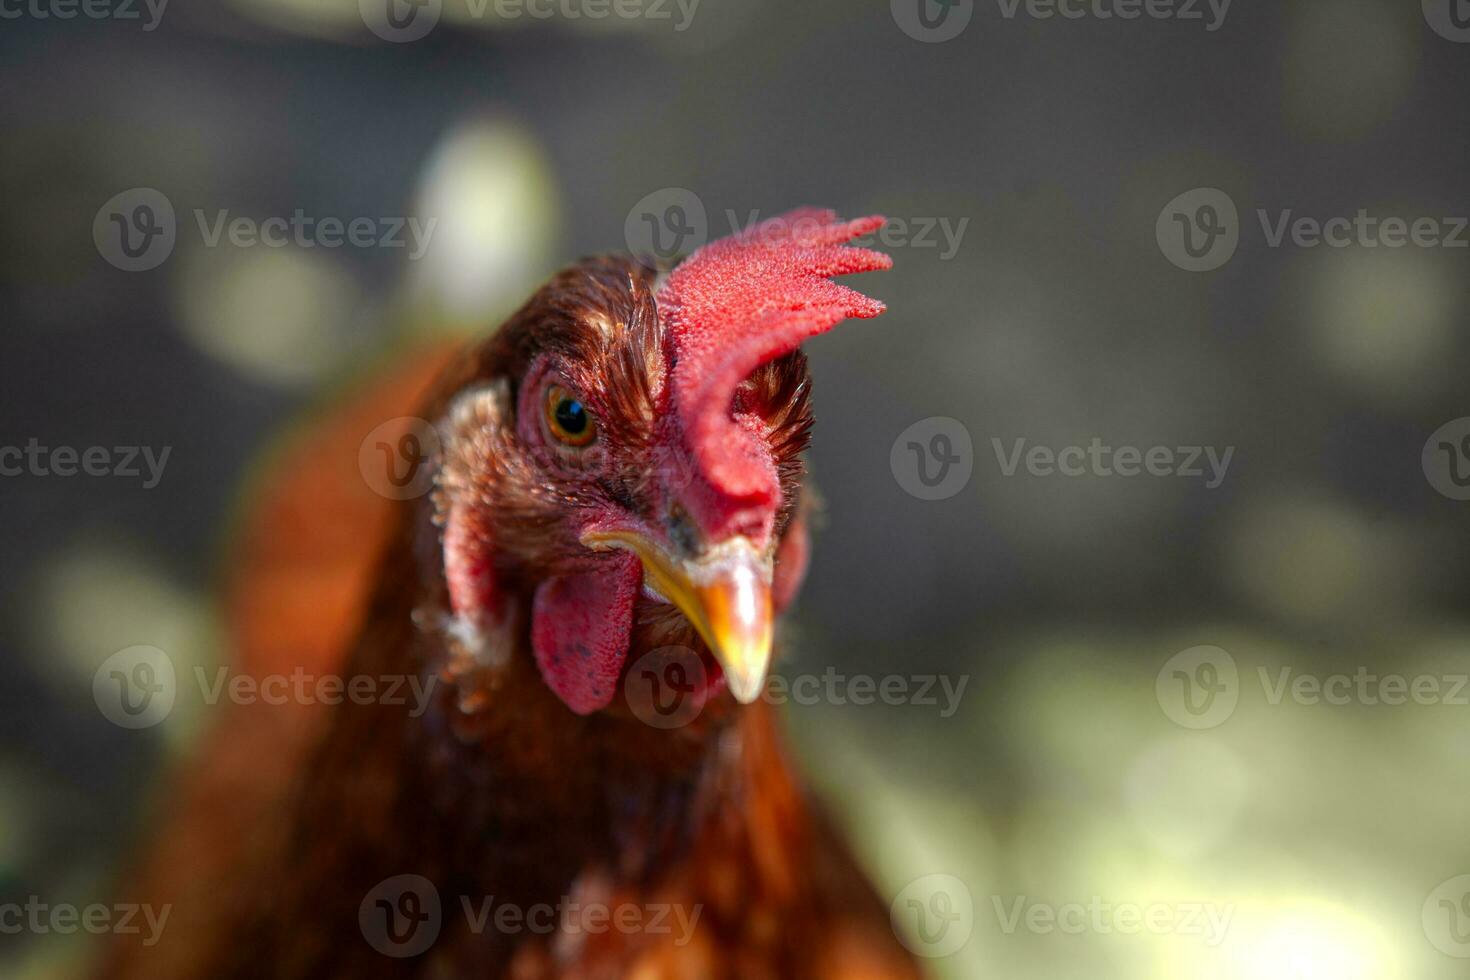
[666,503,701,557]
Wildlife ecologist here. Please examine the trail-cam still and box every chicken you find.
[101,209,920,979]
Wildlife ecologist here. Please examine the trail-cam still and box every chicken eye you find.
[544,384,596,447]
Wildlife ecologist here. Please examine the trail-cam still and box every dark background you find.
[3,0,1469,976]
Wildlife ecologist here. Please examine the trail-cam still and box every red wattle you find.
[530,552,643,715]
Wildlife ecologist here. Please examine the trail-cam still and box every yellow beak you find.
[580,529,774,704]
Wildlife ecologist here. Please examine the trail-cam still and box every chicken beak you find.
[580,529,774,704]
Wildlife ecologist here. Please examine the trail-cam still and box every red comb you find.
[655,208,892,540]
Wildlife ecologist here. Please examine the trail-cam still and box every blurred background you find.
[3,0,1470,976]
